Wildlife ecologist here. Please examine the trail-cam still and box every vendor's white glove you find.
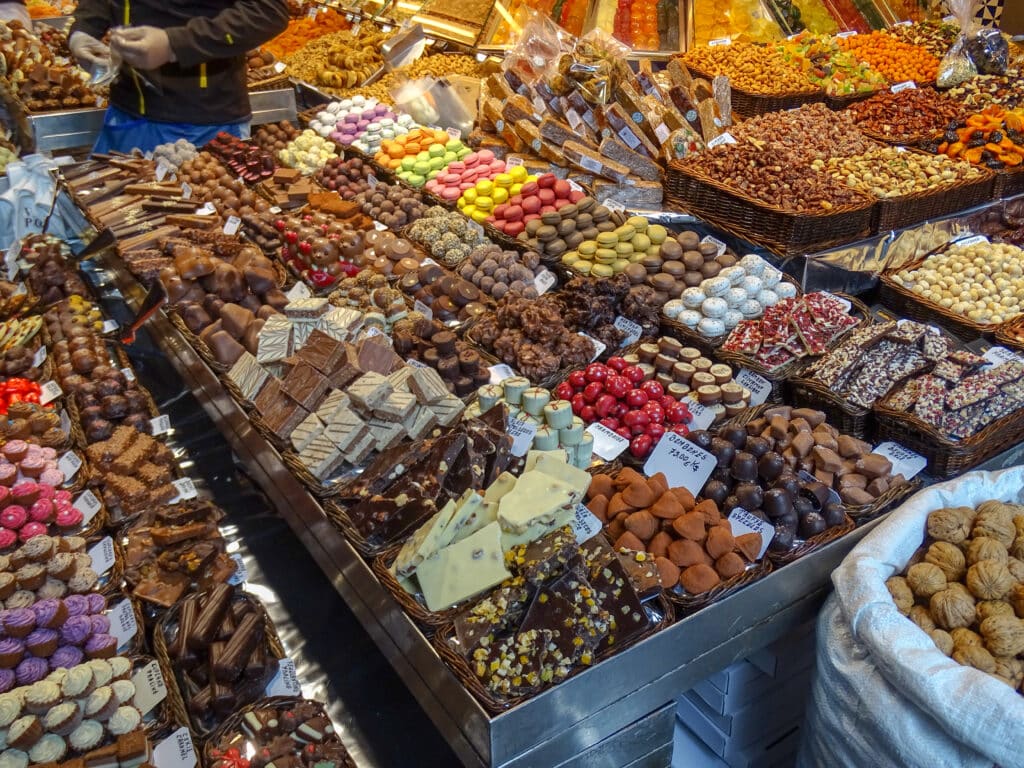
[68,31,110,73]
[111,26,176,70]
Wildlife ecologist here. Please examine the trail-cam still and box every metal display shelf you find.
[86,245,1022,768]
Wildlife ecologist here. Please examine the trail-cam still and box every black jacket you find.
[71,0,288,124]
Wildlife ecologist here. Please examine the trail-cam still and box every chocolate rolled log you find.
[211,679,237,717]
[170,598,201,670]
[244,644,266,681]
[216,608,237,642]
[213,611,263,681]
[188,583,234,651]
[188,683,213,718]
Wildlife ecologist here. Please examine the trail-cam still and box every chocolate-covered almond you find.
[703,479,730,506]
[688,430,714,450]
[710,437,736,468]
[799,511,827,539]
[757,451,785,481]
[721,425,747,450]
[735,482,763,512]
[731,451,757,482]
[762,487,793,519]
[801,481,830,511]
[822,502,846,529]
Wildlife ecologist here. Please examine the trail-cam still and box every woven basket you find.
[870,167,996,234]
[664,164,876,257]
[248,73,291,92]
[323,498,383,559]
[993,167,1024,199]
[219,373,257,412]
[767,513,855,567]
[168,311,231,373]
[280,449,345,500]
[684,63,823,118]
[844,476,922,524]
[372,544,462,633]
[666,558,772,615]
[994,316,1024,355]
[432,593,673,715]
[824,89,880,111]
[154,589,286,738]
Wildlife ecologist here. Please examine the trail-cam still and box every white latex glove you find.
[68,31,110,73]
[111,26,176,70]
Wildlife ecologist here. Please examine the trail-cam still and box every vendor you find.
[68,0,289,154]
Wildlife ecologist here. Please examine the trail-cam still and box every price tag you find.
[571,503,602,544]
[414,299,433,320]
[367,173,378,188]
[351,21,361,34]
[307,6,318,18]
[489,364,515,384]
[59,409,70,435]
[532,96,546,116]
[894,19,911,26]
[39,381,62,405]
[58,451,82,480]
[890,81,917,93]
[700,234,727,257]
[736,368,771,406]
[150,415,172,435]
[873,441,926,481]
[686,399,717,431]
[567,180,583,194]
[87,536,116,575]
[446,127,462,142]
[505,156,524,168]
[643,432,716,495]
[586,422,630,461]
[534,268,556,296]
[797,469,841,504]
[286,282,313,302]
[4,253,16,281]
[708,37,731,46]
[109,598,137,650]
[943,14,956,22]
[405,357,428,368]
[983,345,1024,368]
[604,199,626,214]
[153,728,197,768]
[223,215,241,236]
[506,415,539,457]
[727,508,773,559]
[196,202,216,216]
[269,206,282,214]
[566,109,582,130]
[654,123,671,144]
[122,367,136,382]
[133,660,169,717]
[381,23,391,32]
[170,477,198,503]
[707,132,737,149]
[101,319,118,333]
[274,61,286,73]
[155,161,170,182]
[957,234,989,247]
[227,552,248,585]
[579,332,606,362]
[181,182,192,200]
[613,315,643,346]
[73,490,102,524]
[266,658,302,696]
[32,346,46,367]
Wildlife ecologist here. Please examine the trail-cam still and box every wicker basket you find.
[994,316,1024,355]
[993,167,1024,199]
[219,373,257,412]
[684,63,823,118]
[248,73,291,93]
[323,498,383,559]
[432,593,673,715]
[824,89,880,112]
[767,513,855,567]
[666,558,772,615]
[168,311,231,373]
[664,163,876,257]
[870,168,996,234]
[844,476,922,524]
[280,448,345,500]
[372,545,462,633]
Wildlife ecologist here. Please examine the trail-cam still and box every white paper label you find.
[307,6,317,18]
[414,299,433,320]
[727,508,773,559]
[446,127,462,142]
[59,409,71,435]
[567,180,583,194]
[122,367,136,382]
[578,155,602,174]
[265,658,302,696]
[223,215,241,236]
[579,332,606,361]
[654,123,671,144]
[534,269,556,296]
[58,451,82,480]
[707,132,737,149]
[506,416,538,457]
[613,315,643,346]
[566,109,582,130]
[700,234,727,257]
[109,599,137,650]
[32,346,46,367]
[983,345,1024,369]
[133,660,169,717]
[381,23,392,32]
[736,368,771,405]
[890,81,917,93]
[227,552,248,585]
[943,14,955,22]
[505,156,524,168]
[196,202,216,216]
[351,20,361,34]
[274,61,286,73]
[4,253,16,281]
[643,432,716,494]
[617,125,641,149]
[286,282,312,302]
[894,19,911,25]
[405,357,428,369]
[421,257,439,267]
[604,199,626,214]
[837,30,857,37]
[155,161,170,182]
[170,477,198,502]
[39,381,62,405]
[873,441,926,480]
[708,37,731,46]
[181,182,192,200]
[150,415,171,435]
[74,490,101,524]
[101,319,118,333]
[153,727,196,768]
[586,422,630,461]
[686,399,716,431]
[489,364,515,384]
[269,206,282,214]
[87,536,116,574]
[957,235,989,247]
[571,503,603,543]
[366,173,378,188]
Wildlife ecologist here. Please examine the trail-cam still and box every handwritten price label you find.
[579,332,606,362]
[133,660,168,716]
[58,451,82,480]
[708,37,731,46]
[223,215,241,236]
[87,536,116,575]
[505,156,524,168]
[736,368,772,406]
[727,508,773,559]
[153,727,195,768]
[170,477,197,503]
[707,132,737,149]
[506,416,539,457]
[73,490,101,524]
[957,234,989,247]
[414,299,433,321]
[571,503,603,544]
[446,127,462,142]
[890,80,917,94]
[983,345,1024,369]
[32,346,46,367]
[228,553,248,585]
[488,364,515,384]
[613,315,643,346]
[604,198,626,214]
[585,422,629,461]
[534,269,556,296]
[273,61,286,73]
[265,658,302,696]
[181,182,192,200]
[686,400,717,431]
[643,432,716,494]
[40,381,62,406]
[109,598,137,650]
[121,367,136,382]
[102,319,118,333]
[700,234,727,257]
[155,161,170,182]
[873,441,926,480]
[405,357,428,369]
[150,415,171,436]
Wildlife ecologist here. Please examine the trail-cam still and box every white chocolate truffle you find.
[740,275,764,298]
[723,310,743,329]
[739,254,766,276]
[701,297,728,319]
[775,281,798,299]
[702,277,730,297]
[678,309,702,327]
[697,317,726,337]
[762,267,783,288]
[719,266,746,285]
[681,288,706,309]
[662,299,685,319]
[756,289,779,307]
[725,287,747,308]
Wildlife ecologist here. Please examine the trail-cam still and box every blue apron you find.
[93,106,251,154]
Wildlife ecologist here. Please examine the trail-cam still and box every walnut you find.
[908,605,936,634]
[1011,536,1024,562]
[886,575,914,615]
[924,541,966,582]
[953,644,997,674]
[973,506,1016,548]
[967,536,1009,566]
[994,655,1024,687]
[977,600,1016,624]
[931,586,976,630]
[1010,584,1024,619]
[1014,514,1024,539]
[979,614,1024,657]
[951,627,983,648]
[967,559,1014,601]
[931,628,954,656]
[907,562,947,599]
[926,506,972,544]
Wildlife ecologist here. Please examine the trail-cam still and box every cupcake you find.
[19,535,53,562]
[106,706,141,736]
[26,500,53,525]
[86,660,113,688]
[2,443,28,464]
[53,496,75,513]
[18,458,46,480]
[39,428,65,448]
[0,487,9,509]
[17,523,47,544]
[55,506,83,531]
[2,608,36,638]
[66,568,97,594]
[42,700,82,736]
[5,591,36,610]
[0,530,16,550]
[36,579,66,601]
[0,506,26,532]
[50,645,84,670]
[31,599,68,630]
[10,484,39,508]
[38,470,63,489]
[25,629,58,658]
[59,663,92,698]
[68,719,104,752]
[0,572,16,600]
[14,563,45,591]
[85,595,105,615]
[84,686,117,721]
[23,681,60,715]
[6,714,42,750]
[59,616,92,646]
[108,657,130,681]
[0,668,14,693]
[28,733,66,764]
[63,595,88,617]
[33,485,52,502]
[14,658,48,686]
[0,692,22,727]
[0,638,25,669]
[45,667,67,686]
[0,750,28,768]
[45,553,75,580]
[109,679,134,705]
[84,635,116,660]
[89,616,110,635]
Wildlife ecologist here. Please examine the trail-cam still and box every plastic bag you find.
[964,27,1009,75]
[937,0,978,87]
[502,10,571,86]
[550,28,631,106]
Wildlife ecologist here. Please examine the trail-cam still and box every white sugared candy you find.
[775,281,798,299]
[703,277,731,297]
[662,299,684,319]
[740,275,764,298]
[740,299,763,318]
[725,287,747,308]
[698,317,726,336]
[739,254,766,276]
[756,289,779,307]
[720,266,746,285]
[701,296,728,318]
[682,288,706,309]
[762,267,783,289]
[723,310,743,329]
[678,310,702,327]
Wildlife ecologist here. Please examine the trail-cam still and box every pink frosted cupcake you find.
[0,506,26,531]
[18,523,47,543]
[0,529,17,550]
[39,448,56,461]
[0,465,17,489]
[0,486,11,509]
[11,484,39,507]
[18,457,46,479]
[2,442,28,463]
[53,490,71,505]
[27,501,53,525]
[38,470,63,488]
[54,507,82,530]
[34,486,53,502]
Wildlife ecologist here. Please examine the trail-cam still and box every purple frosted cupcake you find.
[15,657,48,685]
[83,635,116,660]
[0,667,14,692]
[88,616,109,635]
[48,645,83,670]
[0,637,25,668]
[62,595,88,618]
[25,629,58,658]
[30,600,67,631]
[85,594,106,615]
[58,616,92,646]
[3,608,36,638]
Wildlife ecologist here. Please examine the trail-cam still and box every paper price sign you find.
[367,173,378,188]
[87,537,116,575]
[983,345,1023,369]
[836,30,857,37]
[488,364,515,384]
[571,503,603,544]
[266,658,302,696]
[700,234,727,257]
[405,357,428,369]
[736,368,771,405]
[102,319,118,333]
[73,490,101,524]
[643,432,716,494]
[707,132,737,149]
[534,269,556,296]
[586,422,629,461]
[223,215,241,236]
[273,61,286,73]
[286,282,312,302]
[873,441,926,481]
[32,346,46,367]
[196,202,216,216]
[58,451,82,480]
[506,416,538,457]
[228,552,249,585]
[890,81,917,93]
[708,37,731,46]
[565,109,582,130]
[59,409,71,435]
[580,332,606,362]
[567,179,583,194]
[122,367,136,382]
[958,234,989,247]
[446,127,462,141]
[505,156,524,168]
[109,599,137,649]
[153,727,196,768]
[727,508,773,559]
[171,477,198,503]
[414,299,433,320]
[150,415,172,435]
[133,660,169,716]
[613,315,643,346]
[181,182,192,200]
[40,381,62,406]
[604,199,626,214]
[155,161,170,182]
[686,400,716,431]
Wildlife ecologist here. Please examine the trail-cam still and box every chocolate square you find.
[282,362,330,411]
[296,329,347,374]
